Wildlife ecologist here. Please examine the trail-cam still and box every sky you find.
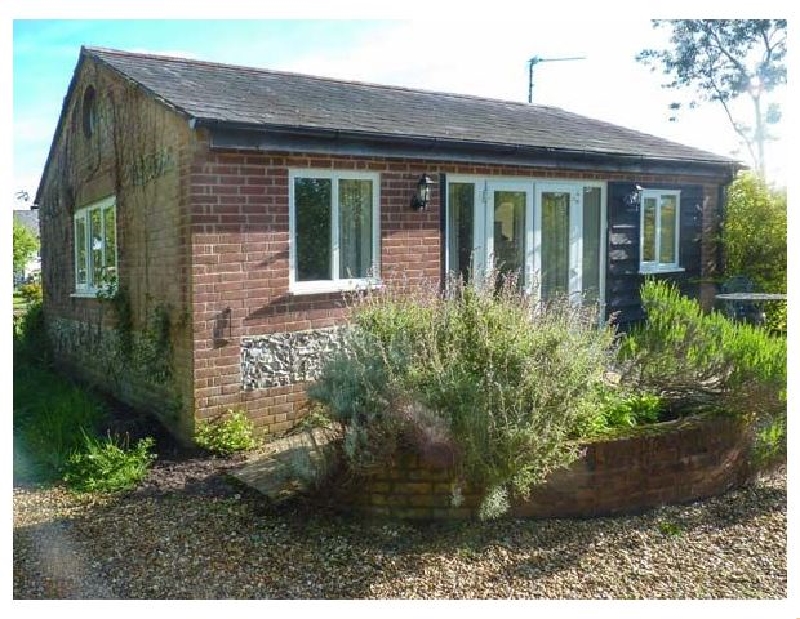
[9,16,788,209]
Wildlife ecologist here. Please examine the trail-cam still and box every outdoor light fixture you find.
[624,184,644,208]
[411,174,436,210]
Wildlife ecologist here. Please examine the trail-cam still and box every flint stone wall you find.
[241,327,346,389]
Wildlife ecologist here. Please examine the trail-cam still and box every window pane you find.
[104,207,117,280]
[448,183,475,284]
[659,195,677,264]
[90,208,103,286]
[541,191,570,298]
[493,190,526,289]
[642,197,657,262]
[295,178,332,281]
[75,216,87,286]
[339,179,373,279]
[582,187,602,302]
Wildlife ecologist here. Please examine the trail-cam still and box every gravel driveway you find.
[13,451,786,600]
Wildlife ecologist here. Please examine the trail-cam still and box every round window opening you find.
[82,85,97,138]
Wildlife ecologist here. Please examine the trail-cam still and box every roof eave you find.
[195,118,743,178]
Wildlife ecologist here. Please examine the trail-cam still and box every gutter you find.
[192,117,742,177]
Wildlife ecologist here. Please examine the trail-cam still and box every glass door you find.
[485,181,533,289]
[535,182,604,307]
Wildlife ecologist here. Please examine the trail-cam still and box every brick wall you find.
[38,56,196,440]
[188,143,731,435]
[346,415,755,520]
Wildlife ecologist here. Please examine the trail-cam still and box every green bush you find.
[63,432,156,493]
[621,280,786,456]
[195,409,257,455]
[19,282,43,305]
[579,387,664,436]
[722,173,786,332]
[309,273,618,519]
[13,301,51,366]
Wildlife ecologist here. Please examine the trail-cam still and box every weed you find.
[658,520,683,536]
[63,431,156,493]
[195,410,258,455]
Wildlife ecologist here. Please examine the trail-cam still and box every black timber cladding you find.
[606,182,704,327]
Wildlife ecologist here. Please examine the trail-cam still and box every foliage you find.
[621,280,786,444]
[97,282,173,382]
[13,218,39,275]
[63,432,156,493]
[308,272,618,519]
[13,301,51,366]
[195,410,258,455]
[658,520,683,536]
[19,282,43,305]
[13,361,107,482]
[721,172,786,332]
[578,387,664,437]
[637,20,786,174]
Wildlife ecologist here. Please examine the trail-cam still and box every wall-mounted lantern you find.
[410,174,436,210]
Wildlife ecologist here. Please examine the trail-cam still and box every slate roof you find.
[87,46,735,165]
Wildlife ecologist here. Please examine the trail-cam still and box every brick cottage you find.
[34,47,741,442]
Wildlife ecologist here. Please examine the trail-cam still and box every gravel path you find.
[13,455,786,599]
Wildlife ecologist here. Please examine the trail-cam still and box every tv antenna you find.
[528,55,586,103]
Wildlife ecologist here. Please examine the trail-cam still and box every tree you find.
[722,172,786,331]
[13,218,39,275]
[637,19,787,177]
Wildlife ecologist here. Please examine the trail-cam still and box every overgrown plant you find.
[195,410,258,455]
[63,432,156,493]
[621,280,786,457]
[308,271,618,519]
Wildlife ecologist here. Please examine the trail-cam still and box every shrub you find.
[721,173,786,332]
[195,409,257,455]
[63,432,156,493]
[19,282,43,305]
[13,301,51,366]
[309,272,618,519]
[578,386,664,436]
[621,280,786,457]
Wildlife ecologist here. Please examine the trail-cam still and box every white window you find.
[74,196,117,295]
[640,189,681,272]
[289,170,380,294]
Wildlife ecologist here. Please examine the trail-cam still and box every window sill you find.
[289,279,383,296]
[639,266,685,275]
[71,291,99,299]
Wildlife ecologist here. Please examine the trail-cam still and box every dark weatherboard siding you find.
[606,182,704,327]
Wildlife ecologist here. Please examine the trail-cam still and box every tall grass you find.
[13,301,157,490]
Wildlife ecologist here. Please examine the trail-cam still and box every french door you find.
[446,178,604,308]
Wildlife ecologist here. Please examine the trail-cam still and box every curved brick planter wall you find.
[350,415,756,520]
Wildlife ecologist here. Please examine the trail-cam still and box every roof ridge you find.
[83,45,550,111]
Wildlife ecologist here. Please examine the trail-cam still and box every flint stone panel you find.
[241,326,345,389]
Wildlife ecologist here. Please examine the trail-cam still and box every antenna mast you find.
[528,55,587,103]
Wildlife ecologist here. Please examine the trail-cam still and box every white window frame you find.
[73,195,117,297]
[639,189,683,274]
[444,174,607,314]
[288,170,381,295]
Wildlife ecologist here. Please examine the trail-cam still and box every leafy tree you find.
[13,218,39,275]
[722,172,786,330]
[637,19,787,177]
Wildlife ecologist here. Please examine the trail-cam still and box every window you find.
[640,189,681,272]
[289,171,379,294]
[83,85,97,139]
[74,196,117,294]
